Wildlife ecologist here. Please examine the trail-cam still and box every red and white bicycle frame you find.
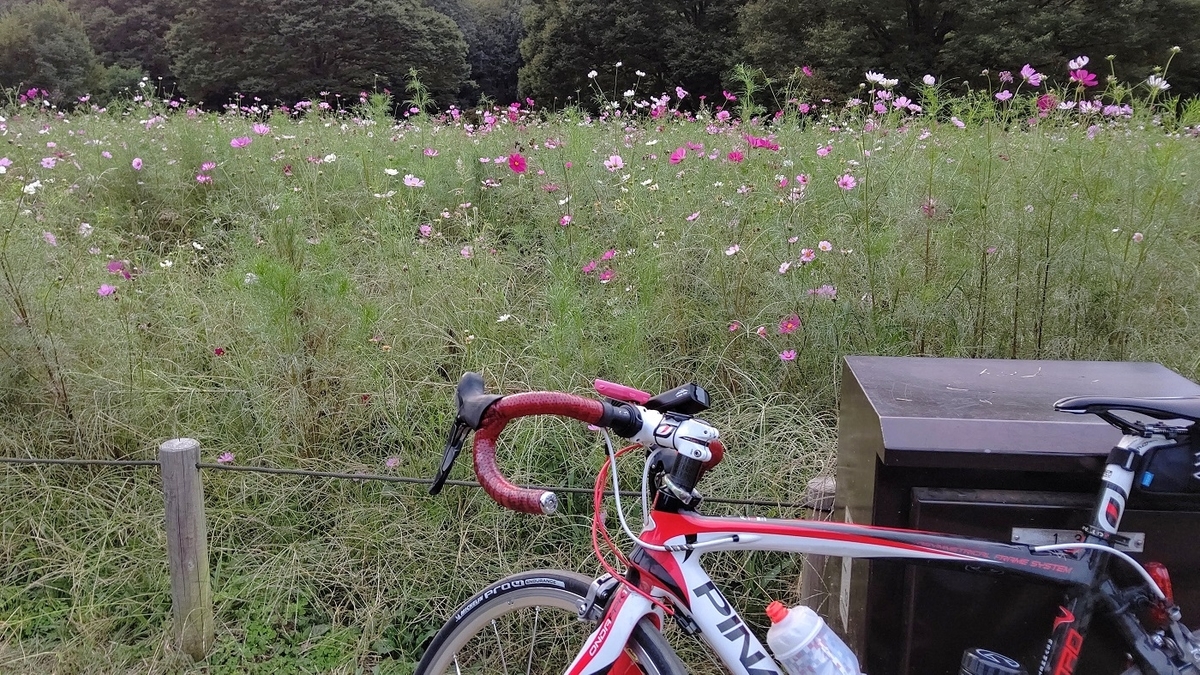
[564,508,1095,675]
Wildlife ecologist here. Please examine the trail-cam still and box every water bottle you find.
[765,601,862,675]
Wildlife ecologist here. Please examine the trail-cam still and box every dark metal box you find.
[831,356,1200,675]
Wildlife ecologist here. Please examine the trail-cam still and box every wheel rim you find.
[424,585,665,675]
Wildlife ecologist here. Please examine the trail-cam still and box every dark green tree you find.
[67,0,182,83]
[519,0,742,106]
[738,0,1200,97]
[167,0,470,106]
[0,0,101,103]
[464,0,523,105]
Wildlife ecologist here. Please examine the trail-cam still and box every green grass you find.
[1,84,1199,671]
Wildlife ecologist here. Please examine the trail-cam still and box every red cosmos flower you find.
[507,153,527,173]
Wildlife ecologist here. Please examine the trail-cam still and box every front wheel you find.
[416,569,685,675]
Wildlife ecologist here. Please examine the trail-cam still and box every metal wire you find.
[0,456,827,510]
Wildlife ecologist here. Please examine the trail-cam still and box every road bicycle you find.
[417,372,1200,674]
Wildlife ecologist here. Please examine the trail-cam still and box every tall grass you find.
[1,71,1199,671]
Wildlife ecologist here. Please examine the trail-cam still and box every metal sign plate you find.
[1011,527,1145,552]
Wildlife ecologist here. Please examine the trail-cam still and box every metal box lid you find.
[843,356,1200,469]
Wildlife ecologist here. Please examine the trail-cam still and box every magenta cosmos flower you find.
[778,314,801,334]
[507,153,527,173]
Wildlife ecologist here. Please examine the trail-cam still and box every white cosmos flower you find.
[384,168,399,175]
[624,89,635,97]
[1147,75,1171,92]
[1068,56,1089,70]
[865,71,885,84]
[923,74,936,86]
[881,78,899,88]
[587,70,598,79]
[22,180,41,194]
[635,70,645,77]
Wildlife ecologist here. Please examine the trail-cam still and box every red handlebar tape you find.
[473,392,605,514]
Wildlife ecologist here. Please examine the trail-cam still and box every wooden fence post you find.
[159,438,214,660]
[800,476,836,614]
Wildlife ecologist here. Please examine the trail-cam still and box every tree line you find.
[1,0,1197,109]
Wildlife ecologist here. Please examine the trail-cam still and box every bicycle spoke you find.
[526,606,541,675]
[492,618,509,673]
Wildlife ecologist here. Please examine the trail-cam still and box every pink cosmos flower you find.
[816,145,832,157]
[837,174,857,190]
[800,248,816,263]
[560,215,572,226]
[686,212,700,222]
[42,231,58,246]
[779,314,801,334]
[201,161,216,172]
[1020,64,1043,87]
[744,134,779,151]
[460,246,473,259]
[725,244,740,256]
[998,71,1014,84]
[97,284,116,297]
[727,150,744,163]
[951,117,966,128]
[995,90,1013,102]
[755,326,768,338]
[231,137,253,148]
[424,148,439,157]
[796,174,809,186]
[582,260,598,274]
[385,456,400,468]
[788,236,799,244]
[779,350,797,362]
[196,174,212,183]
[598,269,615,284]
[1069,69,1098,87]
[601,249,617,261]
[669,147,686,164]
[676,86,688,99]
[404,174,425,188]
[216,452,235,464]
[802,65,814,77]
[779,261,792,274]
[419,224,432,237]
[106,260,132,280]
[728,321,741,332]
[41,157,56,169]
[603,155,624,172]
[253,123,270,135]
[818,241,832,252]
[808,284,838,299]
[1132,232,1144,242]
[508,152,527,173]
[101,151,112,159]
[715,110,731,122]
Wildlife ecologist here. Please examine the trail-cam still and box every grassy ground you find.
[1,76,1199,671]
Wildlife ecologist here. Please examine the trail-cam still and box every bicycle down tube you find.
[565,434,1183,675]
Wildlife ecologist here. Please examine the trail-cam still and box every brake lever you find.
[429,420,471,495]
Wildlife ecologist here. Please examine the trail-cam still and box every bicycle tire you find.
[416,569,686,675]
